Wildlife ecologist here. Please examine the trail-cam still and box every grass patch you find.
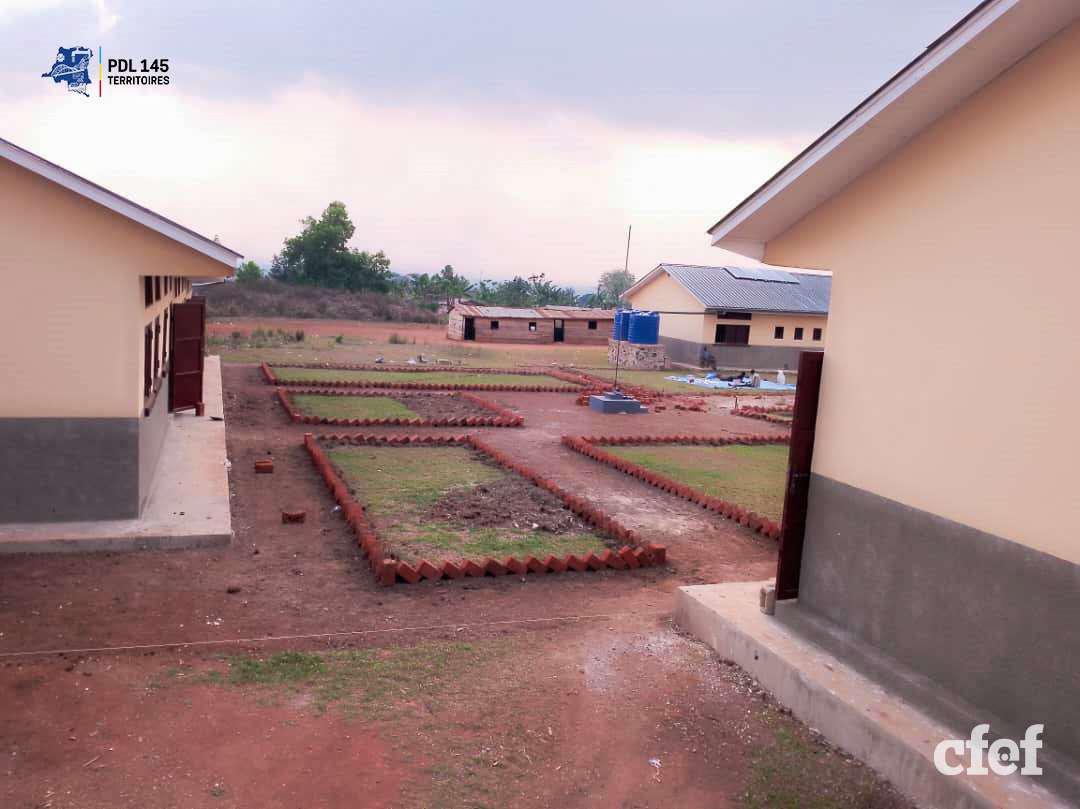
[328,446,504,513]
[744,726,903,809]
[405,525,605,563]
[603,442,788,522]
[272,367,576,387]
[206,641,501,718]
[291,394,420,421]
[327,445,609,564]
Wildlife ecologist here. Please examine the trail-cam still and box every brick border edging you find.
[303,432,666,586]
[561,433,787,541]
[733,405,794,426]
[276,387,524,428]
[262,362,585,393]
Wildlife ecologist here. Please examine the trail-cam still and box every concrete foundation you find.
[0,356,232,553]
[676,581,1071,809]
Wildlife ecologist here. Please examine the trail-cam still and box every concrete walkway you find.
[0,356,232,553]
[676,581,1071,809]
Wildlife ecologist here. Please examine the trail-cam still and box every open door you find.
[463,317,476,341]
[553,319,565,342]
[169,297,207,415]
[775,350,823,600]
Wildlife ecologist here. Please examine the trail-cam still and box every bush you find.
[200,279,441,324]
[388,332,409,344]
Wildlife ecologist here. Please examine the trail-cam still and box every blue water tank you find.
[617,309,634,340]
[612,310,624,339]
[628,311,660,344]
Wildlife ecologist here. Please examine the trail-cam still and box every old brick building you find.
[447,305,614,344]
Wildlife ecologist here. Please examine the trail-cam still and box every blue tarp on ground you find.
[665,374,796,391]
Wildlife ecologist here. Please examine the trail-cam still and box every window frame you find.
[490,320,500,330]
[714,323,750,345]
[794,327,804,341]
[528,321,537,332]
[587,320,597,330]
[774,326,785,340]
[813,327,823,341]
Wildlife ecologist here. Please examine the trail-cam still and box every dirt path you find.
[0,362,910,809]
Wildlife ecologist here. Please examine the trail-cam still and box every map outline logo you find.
[41,46,93,97]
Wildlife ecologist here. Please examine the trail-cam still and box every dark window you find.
[153,316,161,378]
[714,324,750,345]
[717,311,752,321]
[144,276,154,307]
[162,311,169,366]
[143,325,153,399]
[587,320,598,330]
[774,326,784,340]
[528,322,537,332]
[794,327,804,341]
[490,320,500,330]
[813,327,823,341]
[154,276,162,301]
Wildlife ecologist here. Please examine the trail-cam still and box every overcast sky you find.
[3,0,974,286]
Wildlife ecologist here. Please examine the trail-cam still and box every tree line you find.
[235,201,635,310]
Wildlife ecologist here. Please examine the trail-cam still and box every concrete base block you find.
[588,393,646,414]
[675,581,1070,809]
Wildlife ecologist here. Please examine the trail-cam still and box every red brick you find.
[484,558,508,577]
[462,560,486,577]
[585,553,606,571]
[377,560,397,586]
[505,557,528,576]
[396,562,421,584]
[544,555,567,573]
[564,554,588,572]
[618,546,640,569]
[254,459,274,474]
[417,560,443,581]
[525,556,547,575]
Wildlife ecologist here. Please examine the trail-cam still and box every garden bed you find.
[561,434,789,540]
[264,363,587,392]
[276,388,523,427]
[304,432,665,585]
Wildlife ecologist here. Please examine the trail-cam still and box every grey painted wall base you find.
[0,417,140,521]
[800,474,1080,793]
[0,380,173,523]
[660,335,820,370]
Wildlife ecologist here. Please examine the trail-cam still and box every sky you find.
[2,0,975,287]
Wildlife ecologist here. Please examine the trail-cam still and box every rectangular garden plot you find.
[277,388,523,427]
[304,433,665,585]
[264,363,586,392]
[562,434,790,540]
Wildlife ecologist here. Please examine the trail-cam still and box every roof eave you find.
[1,137,242,269]
[707,0,1080,258]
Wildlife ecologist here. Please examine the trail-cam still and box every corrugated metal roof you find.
[451,305,614,320]
[644,264,830,314]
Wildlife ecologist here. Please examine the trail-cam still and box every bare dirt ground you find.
[0,361,907,809]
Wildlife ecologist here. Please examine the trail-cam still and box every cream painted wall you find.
[765,20,1080,563]
[747,313,826,348]
[625,271,705,342]
[1,158,228,418]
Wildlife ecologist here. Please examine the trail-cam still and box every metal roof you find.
[628,264,831,314]
[451,304,614,320]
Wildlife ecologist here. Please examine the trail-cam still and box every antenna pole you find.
[613,225,631,393]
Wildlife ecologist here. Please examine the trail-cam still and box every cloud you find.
[92,0,119,33]
[4,79,806,284]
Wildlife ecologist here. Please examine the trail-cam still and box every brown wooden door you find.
[775,350,824,600]
[169,297,207,415]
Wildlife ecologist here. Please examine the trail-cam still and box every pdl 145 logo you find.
[41,46,170,98]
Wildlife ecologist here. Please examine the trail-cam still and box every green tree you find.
[597,268,635,308]
[235,260,262,283]
[269,202,392,292]
[436,265,474,310]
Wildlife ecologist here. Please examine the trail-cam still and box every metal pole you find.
[613,225,631,393]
